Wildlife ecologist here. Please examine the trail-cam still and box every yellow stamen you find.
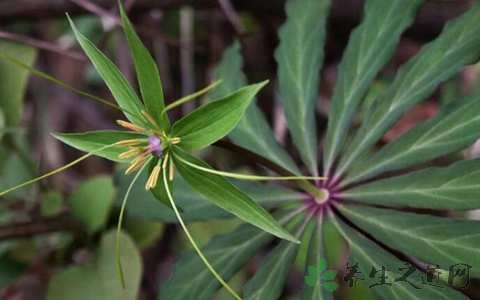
[169,162,175,181]
[170,137,181,145]
[145,165,161,190]
[141,110,159,128]
[145,175,154,190]
[118,148,142,159]
[116,139,142,147]
[116,120,145,132]
[162,153,170,169]
[125,156,148,174]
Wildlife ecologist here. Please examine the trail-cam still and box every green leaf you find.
[172,81,267,151]
[54,130,145,162]
[440,77,463,107]
[275,0,330,174]
[337,204,480,278]
[41,191,63,217]
[345,93,480,185]
[360,81,388,120]
[302,218,332,300]
[0,140,35,200]
[304,276,317,287]
[124,218,164,250]
[337,3,480,175]
[344,280,378,300]
[243,219,303,300]
[208,41,245,100]
[119,3,169,129]
[317,258,327,273]
[308,266,318,277]
[159,222,276,300]
[295,222,313,269]
[211,41,298,174]
[172,148,298,243]
[47,231,142,300]
[68,16,146,126]
[114,167,302,222]
[322,0,422,171]
[69,176,116,234]
[0,41,36,126]
[48,263,102,300]
[331,213,467,300]
[322,281,339,292]
[322,270,337,281]
[323,218,347,271]
[344,159,480,210]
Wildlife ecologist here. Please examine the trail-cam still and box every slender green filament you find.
[116,157,152,288]
[0,143,118,197]
[161,80,222,116]
[0,52,121,110]
[162,158,242,300]
[174,154,326,181]
[0,52,146,121]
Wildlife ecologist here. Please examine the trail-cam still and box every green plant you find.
[1,2,323,299]
[160,0,480,299]
[2,0,480,299]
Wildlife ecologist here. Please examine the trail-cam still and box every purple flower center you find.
[148,136,163,157]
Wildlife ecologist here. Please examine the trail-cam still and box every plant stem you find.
[213,140,325,199]
[174,154,325,181]
[300,183,329,203]
[161,80,221,115]
[162,160,242,300]
[116,158,151,288]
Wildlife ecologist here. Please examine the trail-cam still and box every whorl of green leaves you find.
[162,1,480,299]
[5,0,480,299]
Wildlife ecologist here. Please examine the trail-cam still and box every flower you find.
[114,115,180,190]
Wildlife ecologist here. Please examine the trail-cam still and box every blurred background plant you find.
[0,0,480,299]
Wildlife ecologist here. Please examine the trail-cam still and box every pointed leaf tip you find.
[275,0,330,174]
[67,13,146,127]
[172,81,270,150]
[210,42,299,173]
[118,0,169,129]
[173,149,299,243]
